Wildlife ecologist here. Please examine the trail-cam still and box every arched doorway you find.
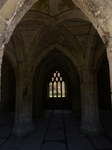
[33,48,79,114]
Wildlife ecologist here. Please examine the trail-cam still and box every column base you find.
[80,123,105,136]
[12,121,35,137]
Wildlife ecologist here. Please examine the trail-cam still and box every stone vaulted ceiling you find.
[4,0,105,69]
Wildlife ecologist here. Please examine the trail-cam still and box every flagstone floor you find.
[0,110,112,150]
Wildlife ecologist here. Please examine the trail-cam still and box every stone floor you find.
[0,110,112,150]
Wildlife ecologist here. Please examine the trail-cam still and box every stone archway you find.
[0,0,112,104]
[0,0,112,52]
[0,0,112,137]
[32,48,80,116]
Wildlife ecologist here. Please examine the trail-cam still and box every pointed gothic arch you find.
[0,0,112,52]
[0,0,112,137]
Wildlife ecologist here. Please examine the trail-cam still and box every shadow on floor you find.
[0,110,112,150]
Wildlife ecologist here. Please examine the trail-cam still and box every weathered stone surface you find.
[79,68,105,136]
[0,0,19,20]
[0,48,3,58]
[0,19,5,34]
[0,0,112,138]
[0,0,7,9]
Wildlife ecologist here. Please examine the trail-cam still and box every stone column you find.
[72,80,81,116]
[33,74,44,116]
[78,66,104,136]
[12,64,35,137]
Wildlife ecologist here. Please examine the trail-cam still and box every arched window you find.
[49,71,65,98]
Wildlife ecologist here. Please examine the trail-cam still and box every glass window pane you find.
[54,81,57,97]
[58,73,60,77]
[58,81,61,97]
[49,82,52,97]
[49,71,66,98]
[54,73,56,77]
[56,77,58,81]
[62,81,65,97]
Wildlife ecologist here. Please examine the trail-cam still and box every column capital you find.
[16,62,34,78]
[77,65,94,72]
[77,66,97,83]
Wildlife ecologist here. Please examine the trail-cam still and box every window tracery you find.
[49,71,65,98]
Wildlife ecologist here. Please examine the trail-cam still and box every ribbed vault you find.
[0,0,111,137]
